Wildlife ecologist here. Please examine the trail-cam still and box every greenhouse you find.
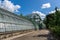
[0,8,36,32]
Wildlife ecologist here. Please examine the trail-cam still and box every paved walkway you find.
[12,29,54,40]
[2,29,54,40]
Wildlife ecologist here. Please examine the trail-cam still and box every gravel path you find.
[12,29,54,40]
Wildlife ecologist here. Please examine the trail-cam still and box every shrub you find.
[50,26,60,37]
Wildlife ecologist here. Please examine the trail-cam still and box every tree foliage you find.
[44,7,60,28]
[44,7,60,38]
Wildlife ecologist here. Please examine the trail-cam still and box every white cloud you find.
[0,0,21,12]
[49,10,55,14]
[57,9,60,11]
[41,3,51,9]
[49,9,60,14]
[32,11,46,20]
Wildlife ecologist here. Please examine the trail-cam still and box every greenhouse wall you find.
[0,8,35,32]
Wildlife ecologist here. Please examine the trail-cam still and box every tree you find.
[44,7,60,28]
[20,13,23,16]
[45,13,55,28]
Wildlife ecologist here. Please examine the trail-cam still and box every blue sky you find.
[10,0,60,15]
[0,0,60,19]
